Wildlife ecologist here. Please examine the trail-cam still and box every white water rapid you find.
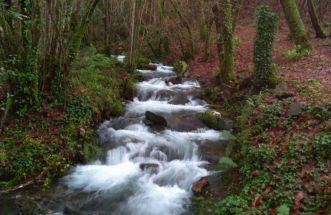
[51,63,225,215]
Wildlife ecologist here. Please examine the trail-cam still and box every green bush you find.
[253,5,279,87]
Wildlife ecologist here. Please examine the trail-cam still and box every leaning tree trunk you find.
[280,0,312,51]
[307,0,327,38]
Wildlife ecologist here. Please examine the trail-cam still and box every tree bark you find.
[280,0,312,51]
[217,0,234,83]
[307,0,327,38]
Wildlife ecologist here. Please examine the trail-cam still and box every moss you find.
[280,0,312,51]
[174,60,188,75]
[253,5,279,87]
[198,111,224,130]
[218,0,234,83]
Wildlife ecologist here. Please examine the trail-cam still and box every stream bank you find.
[0,50,137,213]
[194,75,331,214]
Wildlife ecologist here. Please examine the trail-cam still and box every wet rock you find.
[192,177,209,195]
[273,82,295,99]
[139,163,159,174]
[165,76,182,85]
[169,93,190,105]
[143,111,168,130]
[139,64,157,71]
[64,203,82,215]
[155,89,177,100]
[222,118,234,131]
[198,111,233,131]
[288,102,305,117]
[204,153,220,164]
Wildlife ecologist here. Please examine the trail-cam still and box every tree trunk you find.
[169,0,194,59]
[217,0,234,83]
[232,0,243,30]
[128,0,136,72]
[307,0,327,38]
[212,5,223,60]
[280,0,312,51]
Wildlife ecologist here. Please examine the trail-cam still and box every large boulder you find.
[143,111,168,130]
[273,82,295,99]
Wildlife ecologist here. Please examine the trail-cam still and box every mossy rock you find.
[198,111,233,131]
[174,60,188,76]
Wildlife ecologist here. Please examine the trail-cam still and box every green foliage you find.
[242,144,276,173]
[253,5,279,87]
[192,196,215,215]
[277,204,290,215]
[313,132,331,160]
[285,45,312,60]
[215,195,249,215]
[232,36,241,47]
[218,156,238,170]
[71,53,124,117]
[256,101,282,130]
[306,101,331,120]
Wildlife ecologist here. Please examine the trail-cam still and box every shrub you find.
[253,5,279,87]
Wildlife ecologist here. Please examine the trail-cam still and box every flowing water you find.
[36,64,226,215]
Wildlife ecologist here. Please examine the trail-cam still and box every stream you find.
[4,64,228,215]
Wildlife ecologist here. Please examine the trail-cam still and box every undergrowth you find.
[212,91,331,214]
[0,49,136,190]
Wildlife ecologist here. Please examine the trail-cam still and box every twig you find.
[0,169,48,195]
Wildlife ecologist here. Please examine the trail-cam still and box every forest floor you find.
[187,17,331,214]
[0,50,137,197]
